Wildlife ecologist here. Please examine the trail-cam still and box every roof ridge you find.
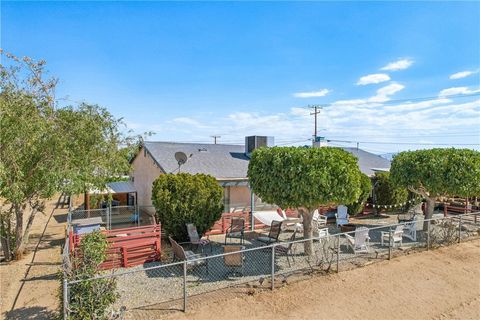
[144,141,243,147]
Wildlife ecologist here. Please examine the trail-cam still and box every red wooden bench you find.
[70,224,161,269]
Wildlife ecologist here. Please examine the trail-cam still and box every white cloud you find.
[374,83,405,101]
[439,86,480,97]
[449,70,477,80]
[356,73,391,85]
[331,83,405,107]
[293,88,330,98]
[381,58,414,71]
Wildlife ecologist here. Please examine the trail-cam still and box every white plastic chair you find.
[335,205,349,227]
[403,219,417,241]
[345,227,370,254]
[381,225,404,247]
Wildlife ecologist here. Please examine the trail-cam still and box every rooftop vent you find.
[245,136,274,157]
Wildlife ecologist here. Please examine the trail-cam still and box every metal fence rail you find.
[62,211,480,319]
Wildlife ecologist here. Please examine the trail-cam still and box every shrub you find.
[374,172,408,212]
[347,173,372,215]
[64,231,117,320]
[151,173,224,241]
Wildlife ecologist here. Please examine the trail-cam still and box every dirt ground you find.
[0,196,68,319]
[160,240,480,320]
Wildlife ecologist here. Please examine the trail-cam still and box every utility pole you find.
[309,105,322,139]
[211,135,221,144]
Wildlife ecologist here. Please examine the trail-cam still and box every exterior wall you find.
[228,186,251,212]
[131,147,163,211]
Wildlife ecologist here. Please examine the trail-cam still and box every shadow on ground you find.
[5,306,59,320]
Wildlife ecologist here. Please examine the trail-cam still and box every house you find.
[130,136,391,214]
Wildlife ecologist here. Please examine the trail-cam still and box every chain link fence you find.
[67,205,157,230]
[62,211,480,319]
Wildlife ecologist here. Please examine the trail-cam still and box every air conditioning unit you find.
[245,136,274,157]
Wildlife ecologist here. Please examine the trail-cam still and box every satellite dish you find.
[175,152,188,165]
[175,151,189,173]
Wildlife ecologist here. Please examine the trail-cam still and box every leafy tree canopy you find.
[151,173,224,241]
[248,146,363,210]
[0,51,140,259]
[390,148,480,198]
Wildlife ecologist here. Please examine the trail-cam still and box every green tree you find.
[390,148,480,229]
[65,231,117,319]
[373,172,408,213]
[151,173,224,241]
[0,51,134,260]
[347,173,372,215]
[248,146,363,254]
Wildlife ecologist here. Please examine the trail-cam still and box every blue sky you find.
[2,1,480,154]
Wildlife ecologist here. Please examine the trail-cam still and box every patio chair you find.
[186,223,211,253]
[169,237,208,274]
[277,208,301,231]
[403,218,418,241]
[275,230,297,267]
[257,220,283,244]
[222,245,245,277]
[225,217,245,245]
[381,225,404,247]
[335,205,349,227]
[345,227,370,254]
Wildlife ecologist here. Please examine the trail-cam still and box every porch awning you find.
[106,181,137,193]
[89,181,137,194]
[217,178,249,187]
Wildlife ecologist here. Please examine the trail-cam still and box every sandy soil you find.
[160,240,480,320]
[0,196,68,319]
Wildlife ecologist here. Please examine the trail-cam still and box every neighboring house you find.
[130,137,391,213]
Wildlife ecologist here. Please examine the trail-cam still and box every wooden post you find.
[121,247,128,267]
[221,215,226,234]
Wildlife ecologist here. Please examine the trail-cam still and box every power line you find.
[327,139,479,146]
[307,92,480,109]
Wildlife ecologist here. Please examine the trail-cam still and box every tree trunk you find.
[300,208,314,256]
[15,205,39,258]
[0,207,12,261]
[14,204,24,259]
[423,197,435,231]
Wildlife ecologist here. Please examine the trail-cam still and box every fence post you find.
[388,228,392,260]
[63,278,68,320]
[427,219,430,250]
[183,261,187,312]
[336,235,340,273]
[271,244,276,290]
[458,215,462,243]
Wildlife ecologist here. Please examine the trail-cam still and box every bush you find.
[152,173,224,241]
[375,172,408,212]
[64,231,117,320]
[347,173,372,215]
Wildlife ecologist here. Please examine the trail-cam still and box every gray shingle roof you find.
[143,141,249,180]
[142,142,391,179]
[340,147,391,176]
